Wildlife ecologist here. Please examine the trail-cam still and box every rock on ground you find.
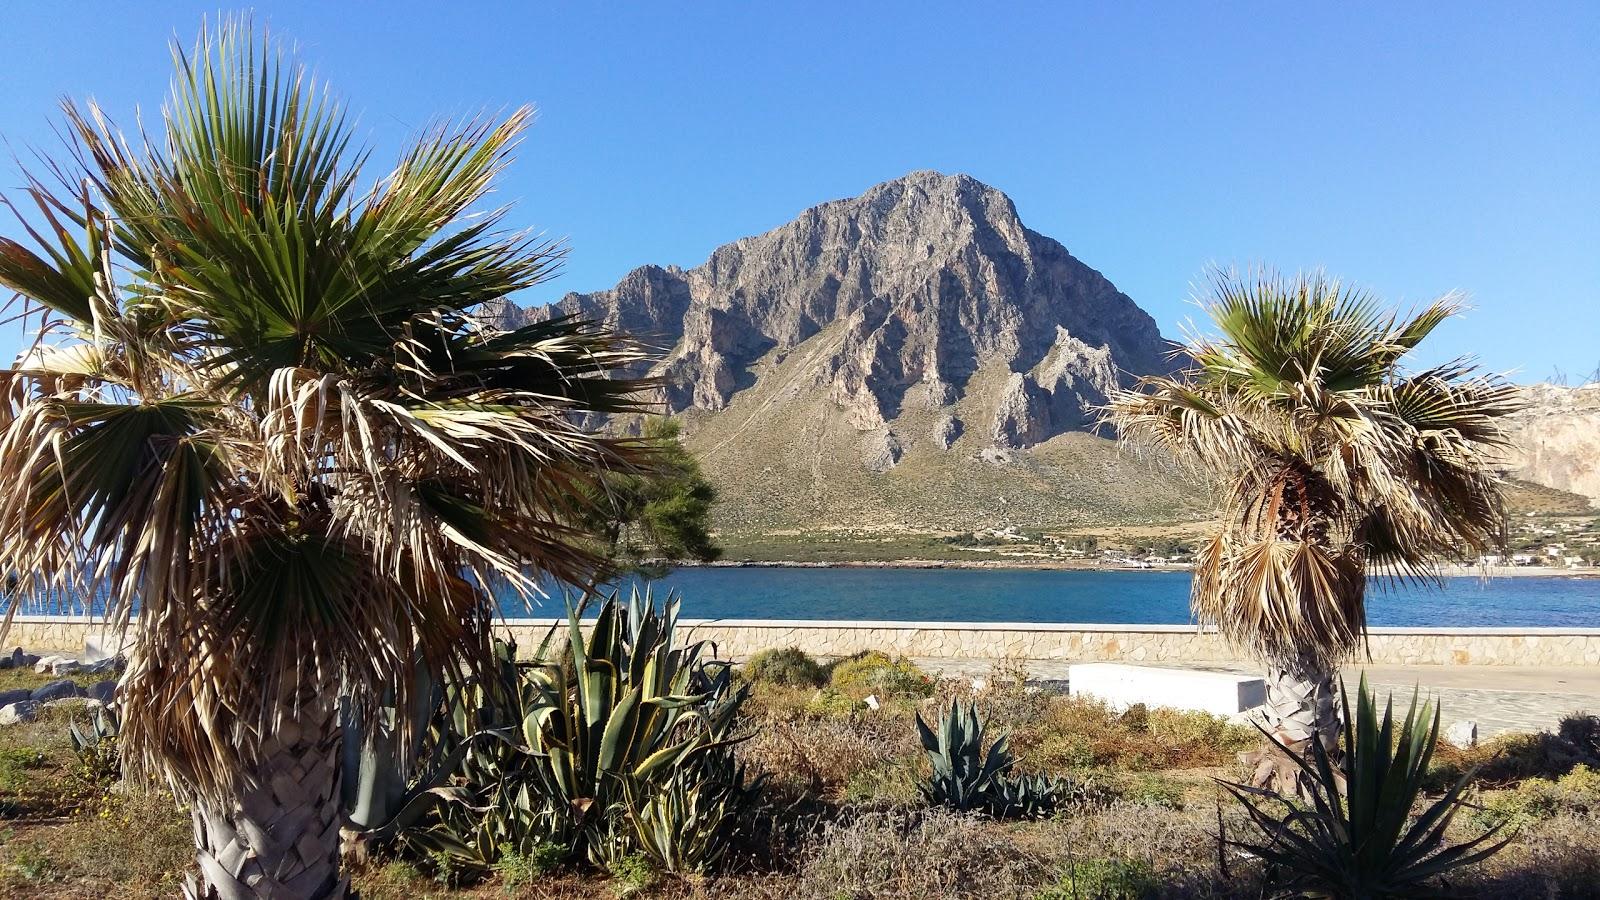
[31,679,82,703]
[0,701,39,725]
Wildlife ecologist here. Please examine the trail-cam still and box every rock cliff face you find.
[490,171,1173,465]
[1505,384,1600,508]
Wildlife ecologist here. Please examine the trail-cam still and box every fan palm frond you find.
[1105,268,1520,667]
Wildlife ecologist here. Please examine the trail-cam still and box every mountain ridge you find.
[489,170,1174,453]
[485,172,1597,536]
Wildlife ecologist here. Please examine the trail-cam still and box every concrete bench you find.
[1068,663,1266,717]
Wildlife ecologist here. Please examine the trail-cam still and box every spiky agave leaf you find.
[0,18,655,803]
[1220,675,1515,897]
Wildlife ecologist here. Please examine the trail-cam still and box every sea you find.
[501,567,1600,627]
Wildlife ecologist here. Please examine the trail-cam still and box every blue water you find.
[504,568,1600,627]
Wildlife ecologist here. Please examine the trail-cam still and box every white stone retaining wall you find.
[7,616,1599,667]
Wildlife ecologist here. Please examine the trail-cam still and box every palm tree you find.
[0,23,655,899]
[1104,270,1521,792]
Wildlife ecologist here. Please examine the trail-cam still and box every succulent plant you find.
[915,699,1077,820]
[986,772,1076,820]
[915,699,1014,812]
[67,703,122,785]
[415,587,760,874]
[1222,675,1515,898]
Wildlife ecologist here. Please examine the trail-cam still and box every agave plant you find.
[915,699,1068,819]
[418,589,760,873]
[68,704,122,786]
[0,20,656,898]
[986,771,1079,821]
[916,699,1013,812]
[338,652,505,858]
[625,746,762,874]
[1221,675,1514,898]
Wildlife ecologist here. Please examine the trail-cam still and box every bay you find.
[503,567,1600,627]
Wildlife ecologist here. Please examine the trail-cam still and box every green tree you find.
[588,417,721,576]
[1105,270,1520,792]
[0,23,653,898]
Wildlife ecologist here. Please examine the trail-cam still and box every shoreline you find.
[688,559,1600,578]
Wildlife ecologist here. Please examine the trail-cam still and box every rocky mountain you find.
[1505,383,1600,509]
[486,171,1204,534]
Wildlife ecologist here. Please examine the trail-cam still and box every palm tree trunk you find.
[1250,653,1341,795]
[185,687,347,900]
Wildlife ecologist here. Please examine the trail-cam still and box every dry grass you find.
[1,666,1597,897]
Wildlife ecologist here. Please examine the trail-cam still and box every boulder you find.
[0,689,33,708]
[42,697,103,712]
[50,659,86,677]
[0,701,39,726]
[86,681,117,704]
[31,679,81,704]
[82,657,122,676]
[1444,720,1479,749]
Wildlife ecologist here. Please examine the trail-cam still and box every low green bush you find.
[744,646,826,687]
[491,842,564,888]
[1471,764,1600,830]
[804,686,866,717]
[843,755,924,806]
[1034,858,1157,899]
[605,852,657,897]
[828,651,934,700]
[1117,773,1186,810]
[0,748,45,792]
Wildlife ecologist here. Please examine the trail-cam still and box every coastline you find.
[690,558,1600,578]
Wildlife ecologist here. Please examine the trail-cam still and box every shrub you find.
[745,647,826,687]
[1471,765,1600,830]
[1557,711,1600,759]
[1429,727,1598,790]
[1035,858,1157,900]
[793,808,1050,900]
[805,686,867,717]
[1015,696,1252,772]
[1117,773,1186,810]
[1224,676,1513,898]
[829,651,934,700]
[844,755,923,806]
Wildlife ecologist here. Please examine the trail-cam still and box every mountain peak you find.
[495,172,1171,468]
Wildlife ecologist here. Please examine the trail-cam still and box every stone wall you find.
[9,616,1599,667]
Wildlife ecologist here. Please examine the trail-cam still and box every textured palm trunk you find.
[1250,654,1341,795]
[185,685,347,900]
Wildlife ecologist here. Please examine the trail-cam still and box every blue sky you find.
[1,3,1595,381]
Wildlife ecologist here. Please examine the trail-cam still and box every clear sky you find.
[1,3,1595,382]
